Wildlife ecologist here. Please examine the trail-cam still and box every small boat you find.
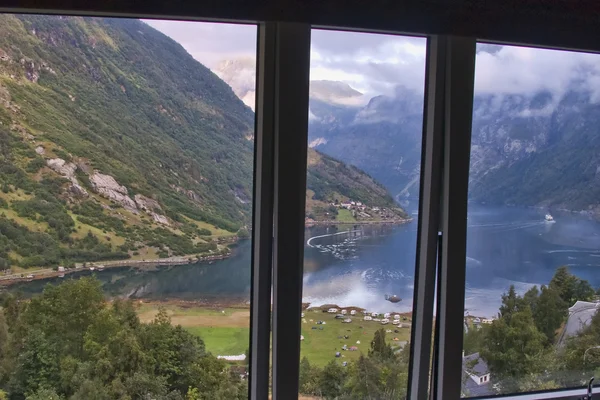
[545,214,555,222]
[385,294,402,303]
[89,267,95,271]
[97,265,105,271]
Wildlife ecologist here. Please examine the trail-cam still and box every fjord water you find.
[10,205,600,317]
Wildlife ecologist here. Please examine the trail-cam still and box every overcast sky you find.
[145,19,600,102]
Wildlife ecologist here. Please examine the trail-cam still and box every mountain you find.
[308,86,424,199]
[468,90,600,213]
[0,15,403,269]
[306,148,408,222]
[307,79,600,216]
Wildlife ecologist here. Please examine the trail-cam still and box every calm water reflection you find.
[9,206,600,317]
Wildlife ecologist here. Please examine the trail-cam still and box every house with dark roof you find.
[462,352,494,397]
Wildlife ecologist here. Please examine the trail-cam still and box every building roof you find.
[462,353,494,397]
[559,301,599,346]
[463,377,494,397]
[462,352,489,376]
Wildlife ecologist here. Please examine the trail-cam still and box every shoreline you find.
[0,246,237,287]
[305,218,412,226]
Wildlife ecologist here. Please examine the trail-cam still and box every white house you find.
[363,316,373,321]
[381,318,390,325]
[462,352,492,396]
[350,310,357,316]
[392,320,400,325]
[393,314,400,320]
[371,312,378,317]
[328,308,338,313]
[341,309,347,315]
[384,312,391,318]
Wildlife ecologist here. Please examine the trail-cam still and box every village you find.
[306,198,406,225]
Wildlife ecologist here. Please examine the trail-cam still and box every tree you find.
[532,285,567,344]
[550,266,578,304]
[463,326,486,355]
[318,360,346,399]
[574,279,595,302]
[25,388,64,400]
[345,354,381,400]
[499,285,526,323]
[368,328,394,361]
[523,285,540,313]
[299,357,321,396]
[481,307,546,379]
[9,328,61,397]
[549,266,594,305]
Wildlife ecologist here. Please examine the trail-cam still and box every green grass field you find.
[185,326,250,355]
[300,310,411,367]
[135,303,412,367]
[335,209,356,223]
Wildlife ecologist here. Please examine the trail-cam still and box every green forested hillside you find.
[468,92,600,212]
[0,15,404,269]
[0,14,256,269]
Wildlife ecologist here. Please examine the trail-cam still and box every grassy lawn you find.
[136,303,250,356]
[185,326,250,355]
[335,209,356,223]
[300,310,411,367]
[134,303,412,365]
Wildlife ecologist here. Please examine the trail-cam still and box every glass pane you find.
[300,29,426,399]
[0,14,256,399]
[462,43,600,396]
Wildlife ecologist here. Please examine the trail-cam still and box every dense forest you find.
[0,278,248,399]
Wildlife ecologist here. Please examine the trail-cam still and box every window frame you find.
[1,4,600,400]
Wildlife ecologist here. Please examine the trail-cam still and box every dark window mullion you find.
[249,22,276,400]
[271,22,311,400]
[434,35,476,400]
[408,35,446,400]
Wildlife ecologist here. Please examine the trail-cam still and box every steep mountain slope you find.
[309,86,424,198]
[0,15,404,269]
[306,148,408,222]
[468,90,600,212]
[308,80,600,215]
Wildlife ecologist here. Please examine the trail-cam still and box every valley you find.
[0,14,406,273]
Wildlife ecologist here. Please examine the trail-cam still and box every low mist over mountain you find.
[213,57,256,110]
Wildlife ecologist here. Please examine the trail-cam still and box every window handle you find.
[583,377,595,400]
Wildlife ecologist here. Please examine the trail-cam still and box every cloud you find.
[144,20,600,111]
[143,19,256,68]
[310,29,427,98]
[474,44,600,98]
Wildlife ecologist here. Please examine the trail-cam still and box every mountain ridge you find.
[0,15,405,269]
